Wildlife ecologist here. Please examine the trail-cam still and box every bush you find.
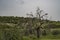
[42,30,47,36]
[52,30,60,35]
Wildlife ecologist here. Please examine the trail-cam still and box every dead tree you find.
[26,7,48,38]
[26,13,34,35]
[36,7,48,38]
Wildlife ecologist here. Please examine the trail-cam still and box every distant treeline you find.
[0,16,60,28]
[0,16,29,24]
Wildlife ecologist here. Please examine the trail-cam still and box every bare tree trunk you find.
[36,27,40,38]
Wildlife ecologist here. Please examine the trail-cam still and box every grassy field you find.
[0,23,60,40]
[21,36,60,40]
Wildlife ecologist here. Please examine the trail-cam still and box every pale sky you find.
[0,0,60,21]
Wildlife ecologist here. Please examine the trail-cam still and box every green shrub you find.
[52,30,60,35]
[42,30,47,36]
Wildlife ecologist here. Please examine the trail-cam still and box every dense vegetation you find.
[0,16,60,40]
